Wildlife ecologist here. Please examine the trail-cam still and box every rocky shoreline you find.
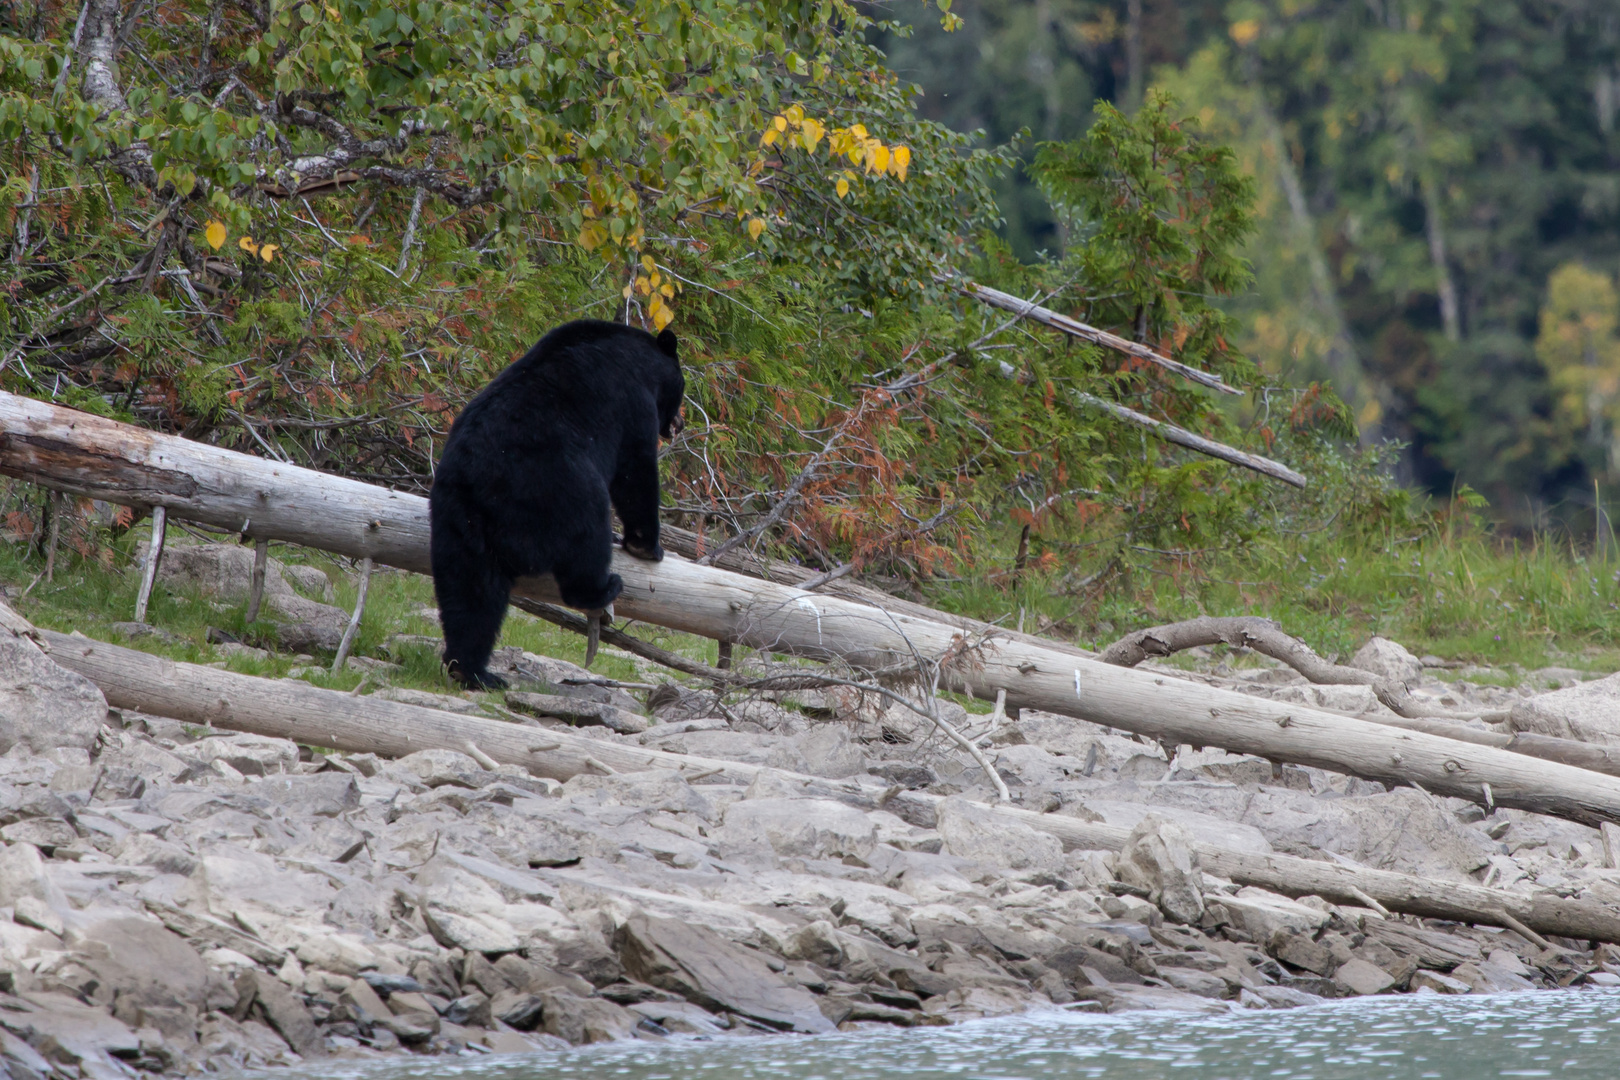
[4,556,1620,1075]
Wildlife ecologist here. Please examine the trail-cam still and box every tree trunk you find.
[5,390,1620,826]
[35,624,1620,946]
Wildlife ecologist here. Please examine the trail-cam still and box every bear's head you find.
[653,328,686,439]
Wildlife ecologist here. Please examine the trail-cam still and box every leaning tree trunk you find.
[5,390,1620,826]
[30,621,1620,946]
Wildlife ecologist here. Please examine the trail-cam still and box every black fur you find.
[428,320,685,689]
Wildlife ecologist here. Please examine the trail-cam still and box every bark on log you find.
[6,391,1620,826]
[36,625,1620,947]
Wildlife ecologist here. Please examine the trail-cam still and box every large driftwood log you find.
[34,625,1620,946]
[6,391,1620,825]
[1101,615,1620,778]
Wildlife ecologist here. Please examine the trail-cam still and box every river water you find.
[298,990,1620,1080]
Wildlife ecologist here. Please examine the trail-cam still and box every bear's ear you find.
[656,328,679,360]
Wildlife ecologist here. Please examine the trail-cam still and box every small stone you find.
[538,990,639,1045]
[1450,960,1536,993]
[1268,931,1337,977]
[1333,957,1396,996]
[1410,969,1471,994]
[12,895,62,936]
[1348,636,1424,684]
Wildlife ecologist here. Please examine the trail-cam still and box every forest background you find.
[3,0,1620,672]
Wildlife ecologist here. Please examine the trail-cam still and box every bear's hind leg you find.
[435,558,512,690]
[551,506,624,612]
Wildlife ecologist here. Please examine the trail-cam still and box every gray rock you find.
[615,915,835,1033]
[538,990,639,1044]
[1348,636,1424,684]
[186,733,300,775]
[1361,920,1482,971]
[70,915,229,1018]
[562,771,715,820]
[150,542,350,651]
[233,970,325,1056]
[1116,815,1204,924]
[1268,931,1337,977]
[936,797,1062,871]
[1511,671,1620,748]
[0,990,140,1071]
[392,748,488,788]
[1449,960,1536,993]
[1207,888,1329,939]
[792,725,868,779]
[1074,984,1228,1014]
[0,617,106,754]
[1410,969,1471,993]
[1333,957,1396,995]
[719,798,877,861]
[256,773,361,817]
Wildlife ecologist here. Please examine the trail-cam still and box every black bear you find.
[429,320,685,689]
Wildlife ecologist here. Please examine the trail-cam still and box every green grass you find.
[0,519,724,704]
[926,521,1620,679]
[7,490,1620,695]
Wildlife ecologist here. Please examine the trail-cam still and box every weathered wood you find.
[245,537,268,623]
[331,555,371,671]
[1075,393,1308,488]
[132,505,165,623]
[6,391,1620,826]
[959,280,1243,396]
[34,624,1620,946]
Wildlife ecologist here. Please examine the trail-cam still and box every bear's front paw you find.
[623,537,665,562]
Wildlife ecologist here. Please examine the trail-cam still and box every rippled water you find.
[302,990,1620,1080]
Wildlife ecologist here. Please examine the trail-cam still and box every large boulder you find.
[718,798,877,861]
[1511,671,1620,747]
[144,542,349,651]
[936,797,1062,871]
[1116,816,1204,924]
[615,915,834,1033]
[1348,636,1424,684]
[0,603,105,754]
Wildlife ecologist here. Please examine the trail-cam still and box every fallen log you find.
[5,391,1620,826]
[1074,393,1308,489]
[34,624,1620,947]
[1101,615,1620,778]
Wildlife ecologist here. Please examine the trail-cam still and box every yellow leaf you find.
[653,304,674,332]
[204,221,227,250]
[622,285,634,299]
[635,275,651,296]
[849,123,868,138]
[659,283,674,299]
[577,222,604,251]
[259,243,278,262]
[648,292,665,316]
[784,104,805,124]
[641,254,656,273]
[868,143,889,175]
[238,235,259,255]
[1229,18,1260,45]
[773,115,788,132]
[649,272,661,288]
[799,118,825,151]
[747,217,766,241]
[891,145,911,180]
[835,177,850,199]
[760,128,779,147]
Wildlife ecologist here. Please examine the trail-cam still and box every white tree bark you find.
[5,389,1620,826]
